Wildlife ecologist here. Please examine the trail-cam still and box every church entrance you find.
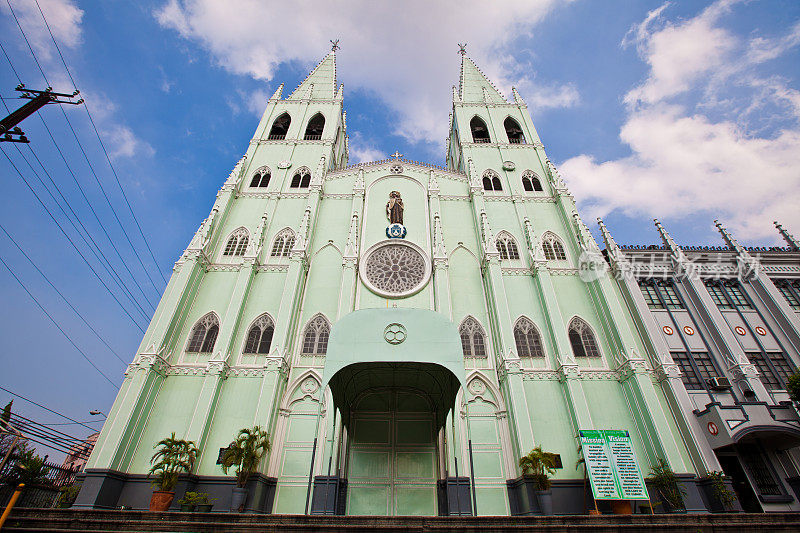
[346,388,438,515]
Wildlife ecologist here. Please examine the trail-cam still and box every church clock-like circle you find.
[360,241,431,298]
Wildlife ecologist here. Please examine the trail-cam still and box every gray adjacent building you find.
[600,219,800,512]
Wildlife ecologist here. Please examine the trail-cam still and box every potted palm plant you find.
[648,458,685,513]
[148,433,198,511]
[519,445,558,515]
[221,426,271,513]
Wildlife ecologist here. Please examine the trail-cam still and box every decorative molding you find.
[547,267,579,275]
[257,264,290,272]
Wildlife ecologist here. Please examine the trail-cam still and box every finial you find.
[391,151,403,159]
[774,221,800,251]
[330,39,340,52]
[457,43,467,56]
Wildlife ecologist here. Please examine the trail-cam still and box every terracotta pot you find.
[610,500,632,514]
[149,490,175,511]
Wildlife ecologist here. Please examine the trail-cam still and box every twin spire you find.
[280,43,514,105]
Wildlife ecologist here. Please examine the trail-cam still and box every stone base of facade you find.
[73,469,277,513]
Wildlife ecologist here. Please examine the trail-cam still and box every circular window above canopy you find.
[360,241,431,298]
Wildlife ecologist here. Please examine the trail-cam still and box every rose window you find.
[364,244,427,295]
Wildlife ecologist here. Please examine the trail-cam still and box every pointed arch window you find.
[514,318,544,357]
[460,317,487,357]
[568,318,601,358]
[504,117,526,144]
[482,170,502,191]
[186,313,219,353]
[304,113,325,140]
[243,314,274,355]
[268,112,291,140]
[522,170,543,192]
[223,228,249,257]
[470,116,491,143]
[495,232,520,260]
[290,168,311,188]
[542,232,566,261]
[249,167,271,188]
[301,315,330,356]
[270,229,296,258]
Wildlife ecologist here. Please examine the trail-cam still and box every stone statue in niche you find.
[386,191,404,225]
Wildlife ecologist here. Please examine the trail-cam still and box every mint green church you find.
[76,49,709,516]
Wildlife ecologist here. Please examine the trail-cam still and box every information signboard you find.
[578,429,649,501]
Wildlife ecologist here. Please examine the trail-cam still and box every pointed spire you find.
[572,213,601,254]
[715,220,760,279]
[458,55,506,103]
[654,219,685,258]
[269,83,284,100]
[335,83,344,101]
[598,218,631,274]
[467,158,481,192]
[523,217,545,263]
[654,219,700,279]
[452,85,461,103]
[512,87,526,105]
[775,221,800,251]
[287,52,337,100]
[433,214,447,259]
[344,213,359,258]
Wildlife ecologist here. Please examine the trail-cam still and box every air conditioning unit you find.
[706,376,732,390]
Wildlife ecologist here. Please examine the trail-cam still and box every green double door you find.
[346,388,438,515]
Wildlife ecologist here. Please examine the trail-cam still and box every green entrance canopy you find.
[322,308,467,426]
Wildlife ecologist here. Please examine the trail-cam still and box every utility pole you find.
[0,84,84,143]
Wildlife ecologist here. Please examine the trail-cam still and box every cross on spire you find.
[330,39,340,52]
[457,43,467,56]
[391,151,403,159]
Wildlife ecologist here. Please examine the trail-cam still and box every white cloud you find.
[153,0,575,147]
[104,125,155,159]
[1,0,83,62]
[560,1,800,242]
[349,132,383,164]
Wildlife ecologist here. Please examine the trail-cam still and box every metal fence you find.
[0,455,79,508]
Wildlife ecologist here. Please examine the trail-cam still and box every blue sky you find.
[0,0,799,458]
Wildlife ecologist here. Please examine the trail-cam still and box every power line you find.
[1,147,147,332]
[34,0,168,286]
[0,251,117,386]
[0,385,99,432]
[6,0,165,301]
[0,43,157,320]
[0,222,128,364]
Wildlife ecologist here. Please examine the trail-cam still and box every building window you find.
[739,444,783,496]
[482,170,502,191]
[748,352,792,390]
[304,113,325,140]
[659,283,684,309]
[290,168,311,188]
[670,352,703,389]
[521,170,543,192]
[776,282,800,311]
[568,317,600,357]
[270,229,295,258]
[639,282,664,310]
[706,283,733,309]
[470,116,490,143]
[725,284,752,309]
[222,228,249,257]
[268,112,291,140]
[186,313,219,354]
[301,315,329,356]
[495,232,520,260]
[249,167,271,188]
[542,232,567,261]
[460,317,487,357]
[243,314,274,355]
[504,117,525,144]
[514,318,544,357]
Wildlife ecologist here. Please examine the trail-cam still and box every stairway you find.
[3,508,800,533]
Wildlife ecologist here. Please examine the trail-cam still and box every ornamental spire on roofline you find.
[775,221,800,251]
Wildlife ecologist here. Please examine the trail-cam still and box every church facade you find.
[75,49,798,515]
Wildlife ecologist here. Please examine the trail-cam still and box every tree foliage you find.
[148,433,198,492]
[221,426,271,488]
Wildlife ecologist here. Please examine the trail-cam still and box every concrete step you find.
[5,509,800,533]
